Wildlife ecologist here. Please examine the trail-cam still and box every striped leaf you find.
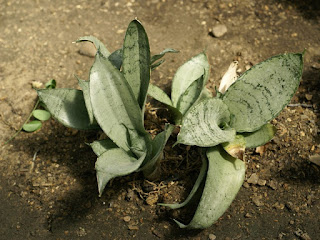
[76,76,96,124]
[89,51,147,154]
[122,20,151,109]
[108,49,123,70]
[177,98,236,147]
[176,74,204,115]
[171,53,210,108]
[140,124,173,176]
[223,53,303,132]
[37,89,99,130]
[96,148,146,196]
[90,139,118,157]
[175,146,245,229]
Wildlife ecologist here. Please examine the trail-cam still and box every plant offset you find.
[37,20,303,229]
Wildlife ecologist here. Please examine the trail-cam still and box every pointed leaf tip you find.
[122,20,151,109]
[223,53,303,132]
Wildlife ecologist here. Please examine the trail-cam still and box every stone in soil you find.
[247,173,259,184]
[252,195,264,207]
[210,24,227,38]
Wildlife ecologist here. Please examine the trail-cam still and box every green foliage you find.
[122,20,151,109]
[153,52,303,229]
[38,89,100,130]
[174,146,246,229]
[36,20,174,197]
[3,79,56,145]
[148,52,210,123]
[223,53,303,132]
[176,98,236,147]
[32,109,51,121]
[242,123,277,148]
[27,19,303,230]
[22,120,42,132]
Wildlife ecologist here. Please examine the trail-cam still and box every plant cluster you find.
[36,20,303,229]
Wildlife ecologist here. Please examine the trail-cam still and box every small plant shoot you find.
[3,79,56,145]
[32,19,303,229]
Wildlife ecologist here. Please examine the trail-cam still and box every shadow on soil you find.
[279,0,320,21]
[10,123,108,231]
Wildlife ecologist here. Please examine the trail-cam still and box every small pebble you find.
[123,216,131,222]
[305,94,313,101]
[257,179,267,186]
[77,227,87,237]
[209,233,217,240]
[311,62,320,69]
[117,29,125,34]
[295,228,311,240]
[128,224,139,230]
[252,195,264,207]
[309,154,320,166]
[267,180,278,190]
[210,24,227,38]
[31,81,43,89]
[247,173,259,184]
[126,189,135,201]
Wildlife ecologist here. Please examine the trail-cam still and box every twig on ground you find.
[287,103,313,108]
[2,99,40,146]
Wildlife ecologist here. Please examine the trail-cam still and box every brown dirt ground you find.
[1,0,320,239]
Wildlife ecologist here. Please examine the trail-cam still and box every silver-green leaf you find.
[76,76,96,124]
[148,84,173,107]
[175,146,245,229]
[242,123,276,148]
[171,53,210,108]
[89,139,118,157]
[176,74,204,115]
[37,89,99,130]
[140,124,173,176]
[122,20,151,109]
[89,51,147,153]
[177,98,236,147]
[95,148,146,196]
[223,53,303,132]
[108,49,123,70]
